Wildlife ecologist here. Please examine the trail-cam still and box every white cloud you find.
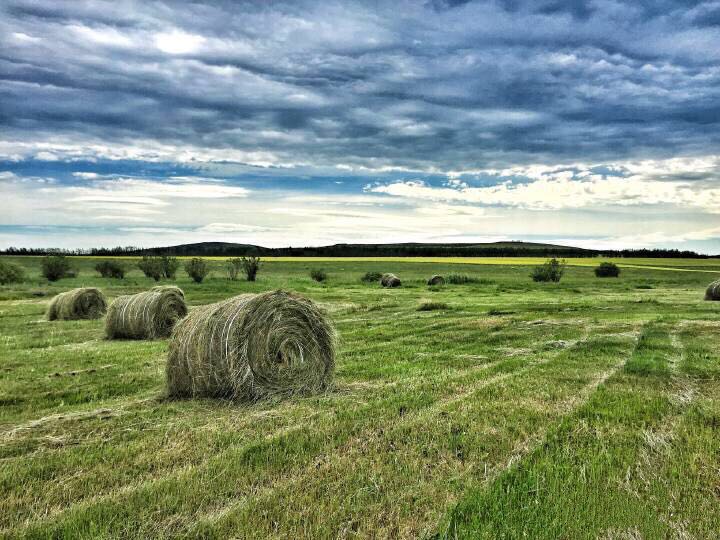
[69,24,134,47]
[72,172,101,179]
[368,157,720,212]
[196,223,271,233]
[154,30,205,54]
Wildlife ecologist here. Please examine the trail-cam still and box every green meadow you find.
[1,257,719,539]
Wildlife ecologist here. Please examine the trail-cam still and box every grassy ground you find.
[0,257,719,539]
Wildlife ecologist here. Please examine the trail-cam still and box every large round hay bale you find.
[381,273,401,287]
[166,290,336,400]
[106,285,187,339]
[427,275,444,286]
[47,288,107,321]
[705,279,720,301]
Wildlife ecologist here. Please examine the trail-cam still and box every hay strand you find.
[381,273,401,287]
[46,288,107,321]
[166,290,336,401]
[105,285,187,339]
[427,275,444,286]
[705,279,720,301]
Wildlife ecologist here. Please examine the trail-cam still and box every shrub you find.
[41,255,74,282]
[531,258,566,283]
[138,256,164,281]
[0,259,25,284]
[161,256,180,279]
[241,256,261,282]
[185,258,210,283]
[310,268,327,282]
[95,260,126,279]
[227,258,243,280]
[594,262,621,278]
[446,274,480,284]
[361,271,383,283]
[417,301,449,311]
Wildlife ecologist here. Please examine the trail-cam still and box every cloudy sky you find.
[1,0,719,252]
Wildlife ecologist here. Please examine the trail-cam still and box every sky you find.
[1,0,719,253]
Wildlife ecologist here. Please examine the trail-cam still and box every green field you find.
[1,257,719,538]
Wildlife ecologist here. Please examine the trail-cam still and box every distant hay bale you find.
[381,273,401,287]
[705,280,720,301]
[105,285,187,339]
[166,290,336,401]
[427,275,444,286]
[47,288,107,321]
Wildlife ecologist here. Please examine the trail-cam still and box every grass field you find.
[1,257,719,538]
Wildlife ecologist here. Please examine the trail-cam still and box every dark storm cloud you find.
[1,0,719,170]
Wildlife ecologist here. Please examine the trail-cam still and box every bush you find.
[531,258,566,283]
[161,256,180,279]
[138,256,164,281]
[41,255,74,281]
[227,258,243,280]
[417,301,449,311]
[95,260,126,279]
[446,274,480,284]
[185,257,210,283]
[361,271,383,283]
[310,268,327,282]
[0,259,25,284]
[241,256,261,282]
[594,262,621,278]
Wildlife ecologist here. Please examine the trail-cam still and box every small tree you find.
[161,256,180,279]
[185,257,210,283]
[95,260,126,279]
[227,258,243,280]
[138,256,163,281]
[41,255,73,281]
[0,259,25,284]
[241,256,261,282]
[594,262,621,278]
[531,258,566,283]
[310,268,327,282]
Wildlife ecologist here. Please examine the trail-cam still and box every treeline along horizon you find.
[1,242,714,259]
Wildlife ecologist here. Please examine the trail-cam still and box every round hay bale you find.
[106,285,187,339]
[427,275,444,286]
[381,273,401,288]
[705,279,720,301]
[47,288,107,321]
[166,290,336,400]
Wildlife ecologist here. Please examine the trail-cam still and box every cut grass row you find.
[440,321,720,539]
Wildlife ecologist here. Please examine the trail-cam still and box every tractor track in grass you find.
[4,324,602,537]
[180,328,639,539]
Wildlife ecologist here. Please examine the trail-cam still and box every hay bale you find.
[166,290,336,400]
[381,273,401,287]
[106,285,187,339]
[705,279,720,301]
[427,275,444,286]
[47,288,107,321]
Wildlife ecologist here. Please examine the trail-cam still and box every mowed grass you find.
[0,257,719,538]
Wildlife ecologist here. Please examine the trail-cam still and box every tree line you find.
[0,244,714,259]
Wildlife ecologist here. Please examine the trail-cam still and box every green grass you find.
[0,256,719,538]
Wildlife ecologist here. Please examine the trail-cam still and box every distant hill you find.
[4,241,711,258]
[131,240,595,258]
